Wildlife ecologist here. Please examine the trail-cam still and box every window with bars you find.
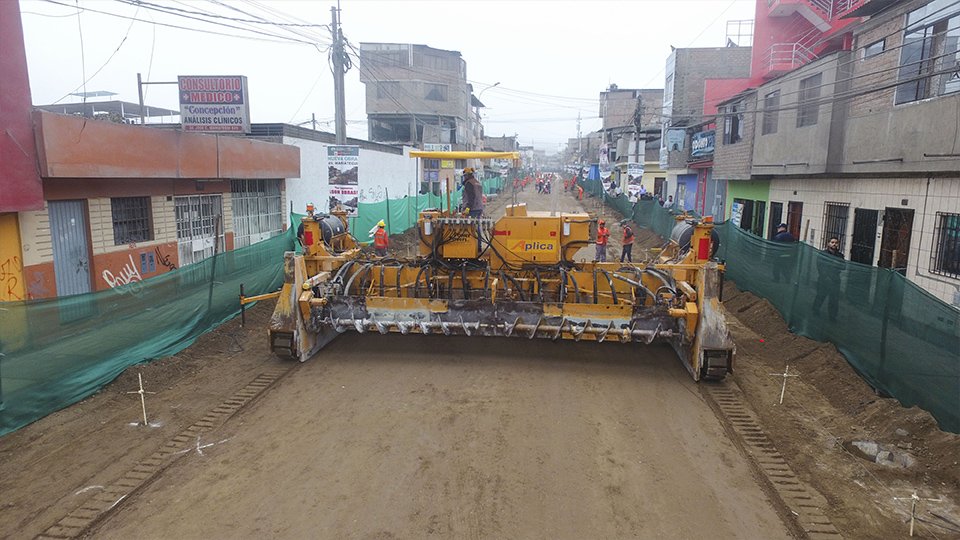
[111,196,153,245]
[930,211,960,278]
[797,73,822,128]
[762,90,779,135]
[231,179,283,249]
[822,202,850,252]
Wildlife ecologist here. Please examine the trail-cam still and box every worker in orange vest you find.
[620,222,635,262]
[577,184,584,201]
[595,219,610,262]
[374,220,389,257]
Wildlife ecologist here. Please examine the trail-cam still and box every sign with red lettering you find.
[178,75,251,133]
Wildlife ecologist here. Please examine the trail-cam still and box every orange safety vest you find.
[374,227,389,248]
[597,226,610,246]
[623,226,634,245]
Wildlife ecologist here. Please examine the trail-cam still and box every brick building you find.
[709,0,960,305]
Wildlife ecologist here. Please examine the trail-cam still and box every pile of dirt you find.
[722,282,960,539]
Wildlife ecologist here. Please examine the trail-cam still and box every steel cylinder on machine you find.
[670,221,721,255]
[318,215,346,244]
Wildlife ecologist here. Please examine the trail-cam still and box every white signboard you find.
[627,162,644,177]
[424,143,452,152]
[328,145,360,217]
[178,75,251,133]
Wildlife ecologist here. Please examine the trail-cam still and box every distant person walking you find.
[620,222,635,263]
[813,237,844,321]
[772,223,795,283]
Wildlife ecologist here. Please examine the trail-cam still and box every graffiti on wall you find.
[0,255,24,301]
[155,246,177,271]
[102,254,143,294]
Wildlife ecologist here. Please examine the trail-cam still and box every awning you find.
[408,151,520,159]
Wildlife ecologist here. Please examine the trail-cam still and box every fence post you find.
[385,188,392,234]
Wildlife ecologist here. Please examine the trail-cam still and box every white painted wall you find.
[282,136,418,215]
[768,177,960,306]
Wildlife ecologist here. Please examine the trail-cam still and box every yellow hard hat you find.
[377,220,386,227]
[463,167,475,175]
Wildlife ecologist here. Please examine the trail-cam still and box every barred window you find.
[822,201,850,252]
[797,73,822,128]
[930,212,960,278]
[111,196,152,245]
[762,90,779,135]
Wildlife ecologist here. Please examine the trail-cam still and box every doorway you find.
[850,208,879,265]
[654,177,665,197]
[787,201,803,241]
[49,200,92,296]
[879,208,914,275]
[768,202,783,239]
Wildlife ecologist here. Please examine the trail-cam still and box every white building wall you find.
[282,136,418,216]
[768,177,960,306]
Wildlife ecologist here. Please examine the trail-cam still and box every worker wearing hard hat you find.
[595,219,610,262]
[373,220,389,257]
[461,167,484,218]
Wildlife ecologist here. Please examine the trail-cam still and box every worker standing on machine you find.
[620,222,635,262]
[461,167,484,217]
[596,219,610,262]
[373,220,389,257]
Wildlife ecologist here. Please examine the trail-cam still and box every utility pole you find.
[311,112,317,131]
[577,112,582,165]
[331,5,346,144]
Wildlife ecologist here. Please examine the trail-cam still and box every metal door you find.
[850,208,878,265]
[879,208,914,275]
[175,194,224,266]
[787,201,803,241]
[49,200,92,296]
[752,200,766,237]
[768,202,783,239]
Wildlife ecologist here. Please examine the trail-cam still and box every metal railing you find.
[764,42,818,71]
[767,0,865,20]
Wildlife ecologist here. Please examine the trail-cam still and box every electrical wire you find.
[53,3,141,104]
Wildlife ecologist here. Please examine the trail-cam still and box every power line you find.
[54,3,141,104]
[40,0,319,46]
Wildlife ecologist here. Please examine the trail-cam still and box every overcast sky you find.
[20,0,756,153]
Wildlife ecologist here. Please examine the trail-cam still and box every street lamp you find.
[478,81,500,101]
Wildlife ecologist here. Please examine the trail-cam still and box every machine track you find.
[702,380,843,539]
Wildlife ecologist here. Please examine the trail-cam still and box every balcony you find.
[767,0,866,25]
[762,42,818,78]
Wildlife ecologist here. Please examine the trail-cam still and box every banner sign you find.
[690,130,715,158]
[730,201,744,227]
[627,162,644,177]
[178,75,250,133]
[328,146,360,217]
[666,129,686,152]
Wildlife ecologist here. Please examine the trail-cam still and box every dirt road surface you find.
[89,336,789,539]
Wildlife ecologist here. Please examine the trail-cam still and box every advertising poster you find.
[178,75,251,133]
[328,145,360,217]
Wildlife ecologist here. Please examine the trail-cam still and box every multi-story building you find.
[359,43,485,196]
[711,0,960,306]
[358,43,476,150]
[659,46,753,216]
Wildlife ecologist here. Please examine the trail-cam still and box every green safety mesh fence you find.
[581,173,959,433]
[0,227,294,437]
